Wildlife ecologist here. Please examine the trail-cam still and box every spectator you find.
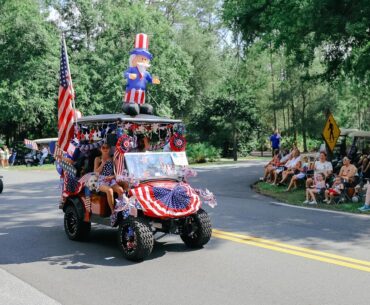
[9,149,16,166]
[306,151,333,188]
[3,146,9,168]
[0,147,5,168]
[275,149,301,185]
[39,146,49,166]
[269,129,281,155]
[261,149,281,182]
[338,157,357,185]
[358,155,370,180]
[286,156,309,191]
[303,173,326,205]
[358,182,370,212]
[323,176,344,204]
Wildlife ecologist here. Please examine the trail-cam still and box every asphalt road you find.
[0,162,370,305]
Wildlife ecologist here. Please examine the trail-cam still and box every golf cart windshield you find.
[124,152,188,181]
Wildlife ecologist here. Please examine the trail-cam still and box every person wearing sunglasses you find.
[94,143,124,214]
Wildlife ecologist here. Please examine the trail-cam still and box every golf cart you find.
[60,113,215,261]
[24,137,57,166]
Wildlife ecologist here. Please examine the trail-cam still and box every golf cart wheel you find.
[180,208,212,248]
[26,162,31,167]
[64,205,91,241]
[117,217,154,261]
[0,179,3,194]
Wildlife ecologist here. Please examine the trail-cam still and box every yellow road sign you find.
[322,113,340,152]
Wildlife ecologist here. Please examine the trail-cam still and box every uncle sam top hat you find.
[130,33,153,60]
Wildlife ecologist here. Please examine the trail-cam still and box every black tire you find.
[117,217,154,261]
[64,205,91,241]
[0,179,3,194]
[180,208,212,248]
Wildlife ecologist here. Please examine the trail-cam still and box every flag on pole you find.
[24,139,38,150]
[58,36,75,152]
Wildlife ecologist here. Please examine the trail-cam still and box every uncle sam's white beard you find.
[137,62,150,76]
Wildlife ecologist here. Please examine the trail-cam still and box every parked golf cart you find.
[60,113,215,261]
[24,137,57,166]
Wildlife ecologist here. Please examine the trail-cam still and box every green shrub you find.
[187,143,221,163]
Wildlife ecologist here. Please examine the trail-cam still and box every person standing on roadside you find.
[0,147,5,168]
[3,146,10,168]
[269,129,281,156]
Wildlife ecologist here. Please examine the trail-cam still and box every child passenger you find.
[303,173,326,205]
[94,143,124,214]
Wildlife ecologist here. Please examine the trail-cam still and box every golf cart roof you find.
[347,131,370,138]
[340,128,359,136]
[33,138,58,144]
[77,113,182,124]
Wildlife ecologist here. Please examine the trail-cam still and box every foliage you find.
[223,0,370,83]
[187,143,220,163]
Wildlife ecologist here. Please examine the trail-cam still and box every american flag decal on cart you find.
[130,182,201,218]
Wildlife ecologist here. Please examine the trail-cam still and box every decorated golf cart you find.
[59,113,216,261]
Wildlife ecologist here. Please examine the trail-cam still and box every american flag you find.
[114,150,125,177]
[24,139,38,150]
[53,144,63,162]
[62,172,93,198]
[58,37,75,152]
[130,182,201,218]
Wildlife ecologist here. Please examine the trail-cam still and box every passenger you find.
[136,134,150,152]
[94,143,124,214]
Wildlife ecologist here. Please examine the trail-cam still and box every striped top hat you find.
[130,33,153,60]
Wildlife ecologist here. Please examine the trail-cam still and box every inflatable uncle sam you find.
[122,33,160,116]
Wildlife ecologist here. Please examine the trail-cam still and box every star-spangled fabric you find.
[62,173,93,198]
[130,182,201,218]
[58,38,75,152]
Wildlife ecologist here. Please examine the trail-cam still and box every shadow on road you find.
[0,179,219,268]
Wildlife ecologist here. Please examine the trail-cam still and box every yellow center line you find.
[212,230,370,273]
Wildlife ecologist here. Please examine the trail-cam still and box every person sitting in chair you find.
[94,143,124,214]
[338,157,357,186]
[323,176,344,204]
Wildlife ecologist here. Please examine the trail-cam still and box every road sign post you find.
[322,113,340,159]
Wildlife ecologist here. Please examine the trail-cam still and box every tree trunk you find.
[232,121,238,161]
[287,106,290,135]
[301,85,308,152]
[269,42,277,130]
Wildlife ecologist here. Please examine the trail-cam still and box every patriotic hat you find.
[130,33,153,60]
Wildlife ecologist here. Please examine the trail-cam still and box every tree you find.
[0,0,59,144]
[223,0,370,83]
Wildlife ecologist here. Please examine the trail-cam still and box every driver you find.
[94,143,124,214]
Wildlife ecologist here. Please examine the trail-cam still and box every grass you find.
[190,156,271,166]
[253,181,369,214]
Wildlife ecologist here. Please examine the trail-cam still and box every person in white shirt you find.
[277,149,301,185]
[39,146,49,166]
[306,151,333,187]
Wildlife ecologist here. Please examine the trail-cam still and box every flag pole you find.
[62,33,78,126]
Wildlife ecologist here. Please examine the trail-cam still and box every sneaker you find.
[358,205,370,212]
[309,200,317,205]
[323,199,329,203]
[259,177,264,181]
[303,200,310,204]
